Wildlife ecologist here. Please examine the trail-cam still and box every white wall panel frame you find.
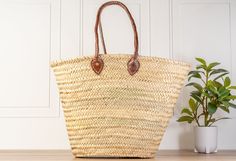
[0,0,61,117]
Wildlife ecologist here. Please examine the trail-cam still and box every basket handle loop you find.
[99,22,107,54]
[91,1,140,76]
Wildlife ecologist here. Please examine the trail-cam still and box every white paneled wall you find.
[0,0,60,117]
[0,0,235,149]
[0,0,69,149]
[160,0,236,150]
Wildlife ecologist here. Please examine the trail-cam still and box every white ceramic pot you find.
[194,126,218,153]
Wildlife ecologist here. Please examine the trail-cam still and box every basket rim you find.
[51,53,191,68]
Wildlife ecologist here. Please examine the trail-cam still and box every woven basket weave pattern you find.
[51,54,190,158]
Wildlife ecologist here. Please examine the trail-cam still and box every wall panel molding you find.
[0,0,61,117]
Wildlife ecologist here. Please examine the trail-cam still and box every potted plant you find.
[177,57,236,153]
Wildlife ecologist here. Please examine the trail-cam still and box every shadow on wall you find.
[176,84,195,149]
[159,118,194,150]
[178,124,194,149]
[160,86,195,149]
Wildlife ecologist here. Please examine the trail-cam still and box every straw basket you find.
[51,1,190,158]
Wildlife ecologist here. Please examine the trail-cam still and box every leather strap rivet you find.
[127,58,140,76]
[91,58,104,75]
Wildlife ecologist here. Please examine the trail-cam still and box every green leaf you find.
[212,81,223,88]
[188,70,204,75]
[224,77,231,87]
[188,73,202,81]
[207,62,220,70]
[213,72,229,81]
[207,85,219,96]
[191,93,202,102]
[219,86,226,93]
[191,91,201,96]
[186,82,203,91]
[219,89,230,99]
[189,98,197,112]
[210,69,228,76]
[222,101,230,108]
[229,102,236,108]
[196,57,206,65]
[196,65,207,70]
[226,95,236,100]
[229,86,236,90]
[181,108,192,116]
[208,103,217,114]
[219,106,229,113]
[177,116,194,123]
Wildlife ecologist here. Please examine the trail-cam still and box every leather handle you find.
[95,1,139,58]
[99,22,107,54]
[91,1,140,76]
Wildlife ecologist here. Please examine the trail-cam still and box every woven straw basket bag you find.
[51,1,190,158]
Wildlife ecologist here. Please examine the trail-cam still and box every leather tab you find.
[127,58,140,76]
[91,58,104,74]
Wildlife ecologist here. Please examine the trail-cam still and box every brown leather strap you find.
[95,1,139,58]
[91,1,140,76]
[99,21,107,54]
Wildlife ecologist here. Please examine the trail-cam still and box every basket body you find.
[51,54,190,158]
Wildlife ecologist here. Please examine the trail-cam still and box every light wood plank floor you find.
[0,150,235,161]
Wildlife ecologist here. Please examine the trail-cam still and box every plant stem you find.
[204,113,208,126]
[208,117,228,126]
[194,114,200,126]
[200,78,206,84]
[193,103,200,126]
[204,70,209,126]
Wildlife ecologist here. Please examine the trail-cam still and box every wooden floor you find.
[0,150,235,161]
